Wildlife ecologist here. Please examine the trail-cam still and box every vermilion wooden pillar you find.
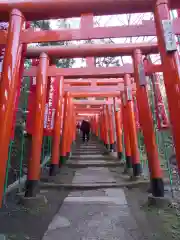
[101,113,106,143]
[103,105,109,149]
[100,113,104,143]
[154,0,180,173]
[93,116,97,136]
[121,100,132,171]
[91,117,95,135]
[133,49,164,197]
[0,9,24,206]
[11,22,30,140]
[72,109,76,142]
[106,104,115,151]
[113,98,123,160]
[65,99,70,158]
[66,97,73,158]
[25,53,49,197]
[124,74,141,177]
[60,92,70,164]
[49,76,64,176]
[95,115,99,137]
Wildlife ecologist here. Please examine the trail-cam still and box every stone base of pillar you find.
[20,194,48,208]
[24,180,39,198]
[60,156,67,165]
[49,164,59,176]
[151,178,164,197]
[132,163,142,177]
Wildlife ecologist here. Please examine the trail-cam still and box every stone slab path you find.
[42,139,145,240]
[42,188,141,240]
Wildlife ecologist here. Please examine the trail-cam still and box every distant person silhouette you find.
[80,120,91,144]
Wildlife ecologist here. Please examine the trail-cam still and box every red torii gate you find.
[0,19,179,45]
[64,79,124,86]
[23,64,162,78]
[25,43,159,58]
[73,99,121,105]
[0,0,180,207]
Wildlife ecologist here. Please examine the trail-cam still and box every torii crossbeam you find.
[0,0,179,20]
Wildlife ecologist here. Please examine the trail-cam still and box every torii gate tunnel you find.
[0,0,180,207]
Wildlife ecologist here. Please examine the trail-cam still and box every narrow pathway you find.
[42,138,146,240]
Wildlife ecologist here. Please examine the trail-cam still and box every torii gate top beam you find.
[64,85,132,92]
[70,92,120,98]
[0,0,179,21]
[26,42,159,59]
[23,63,162,78]
[73,99,117,105]
[75,107,102,110]
[0,20,180,45]
[65,79,124,86]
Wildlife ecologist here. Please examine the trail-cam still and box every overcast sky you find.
[34,11,178,68]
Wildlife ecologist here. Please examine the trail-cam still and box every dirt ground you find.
[0,166,75,240]
[109,164,180,240]
[1,159,180,239]
[125,186,180,240]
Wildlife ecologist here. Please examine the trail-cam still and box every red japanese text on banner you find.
[152,74,169,130]
[133,96,141,130]
[44,77,58,136]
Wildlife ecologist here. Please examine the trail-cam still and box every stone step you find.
[75,147,103,149]
[41,188,132,240]
[40,180,150,190]
[75,146,103,148]
[75,148,102,150]
[69,158,112,161]
[73,154,103,156]
[70,158,113,161]
[66,161,122,168]
[72,152,103,155]
[77,145,102,148]
[70,158,113,162]
[70,154,112,159]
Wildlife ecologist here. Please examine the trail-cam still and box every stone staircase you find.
[42,137,140,240]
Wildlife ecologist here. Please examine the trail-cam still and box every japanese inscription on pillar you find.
[162,20,177,52]
[44,77,58,135]
[138,63,146,86]
[126,86,132,101]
